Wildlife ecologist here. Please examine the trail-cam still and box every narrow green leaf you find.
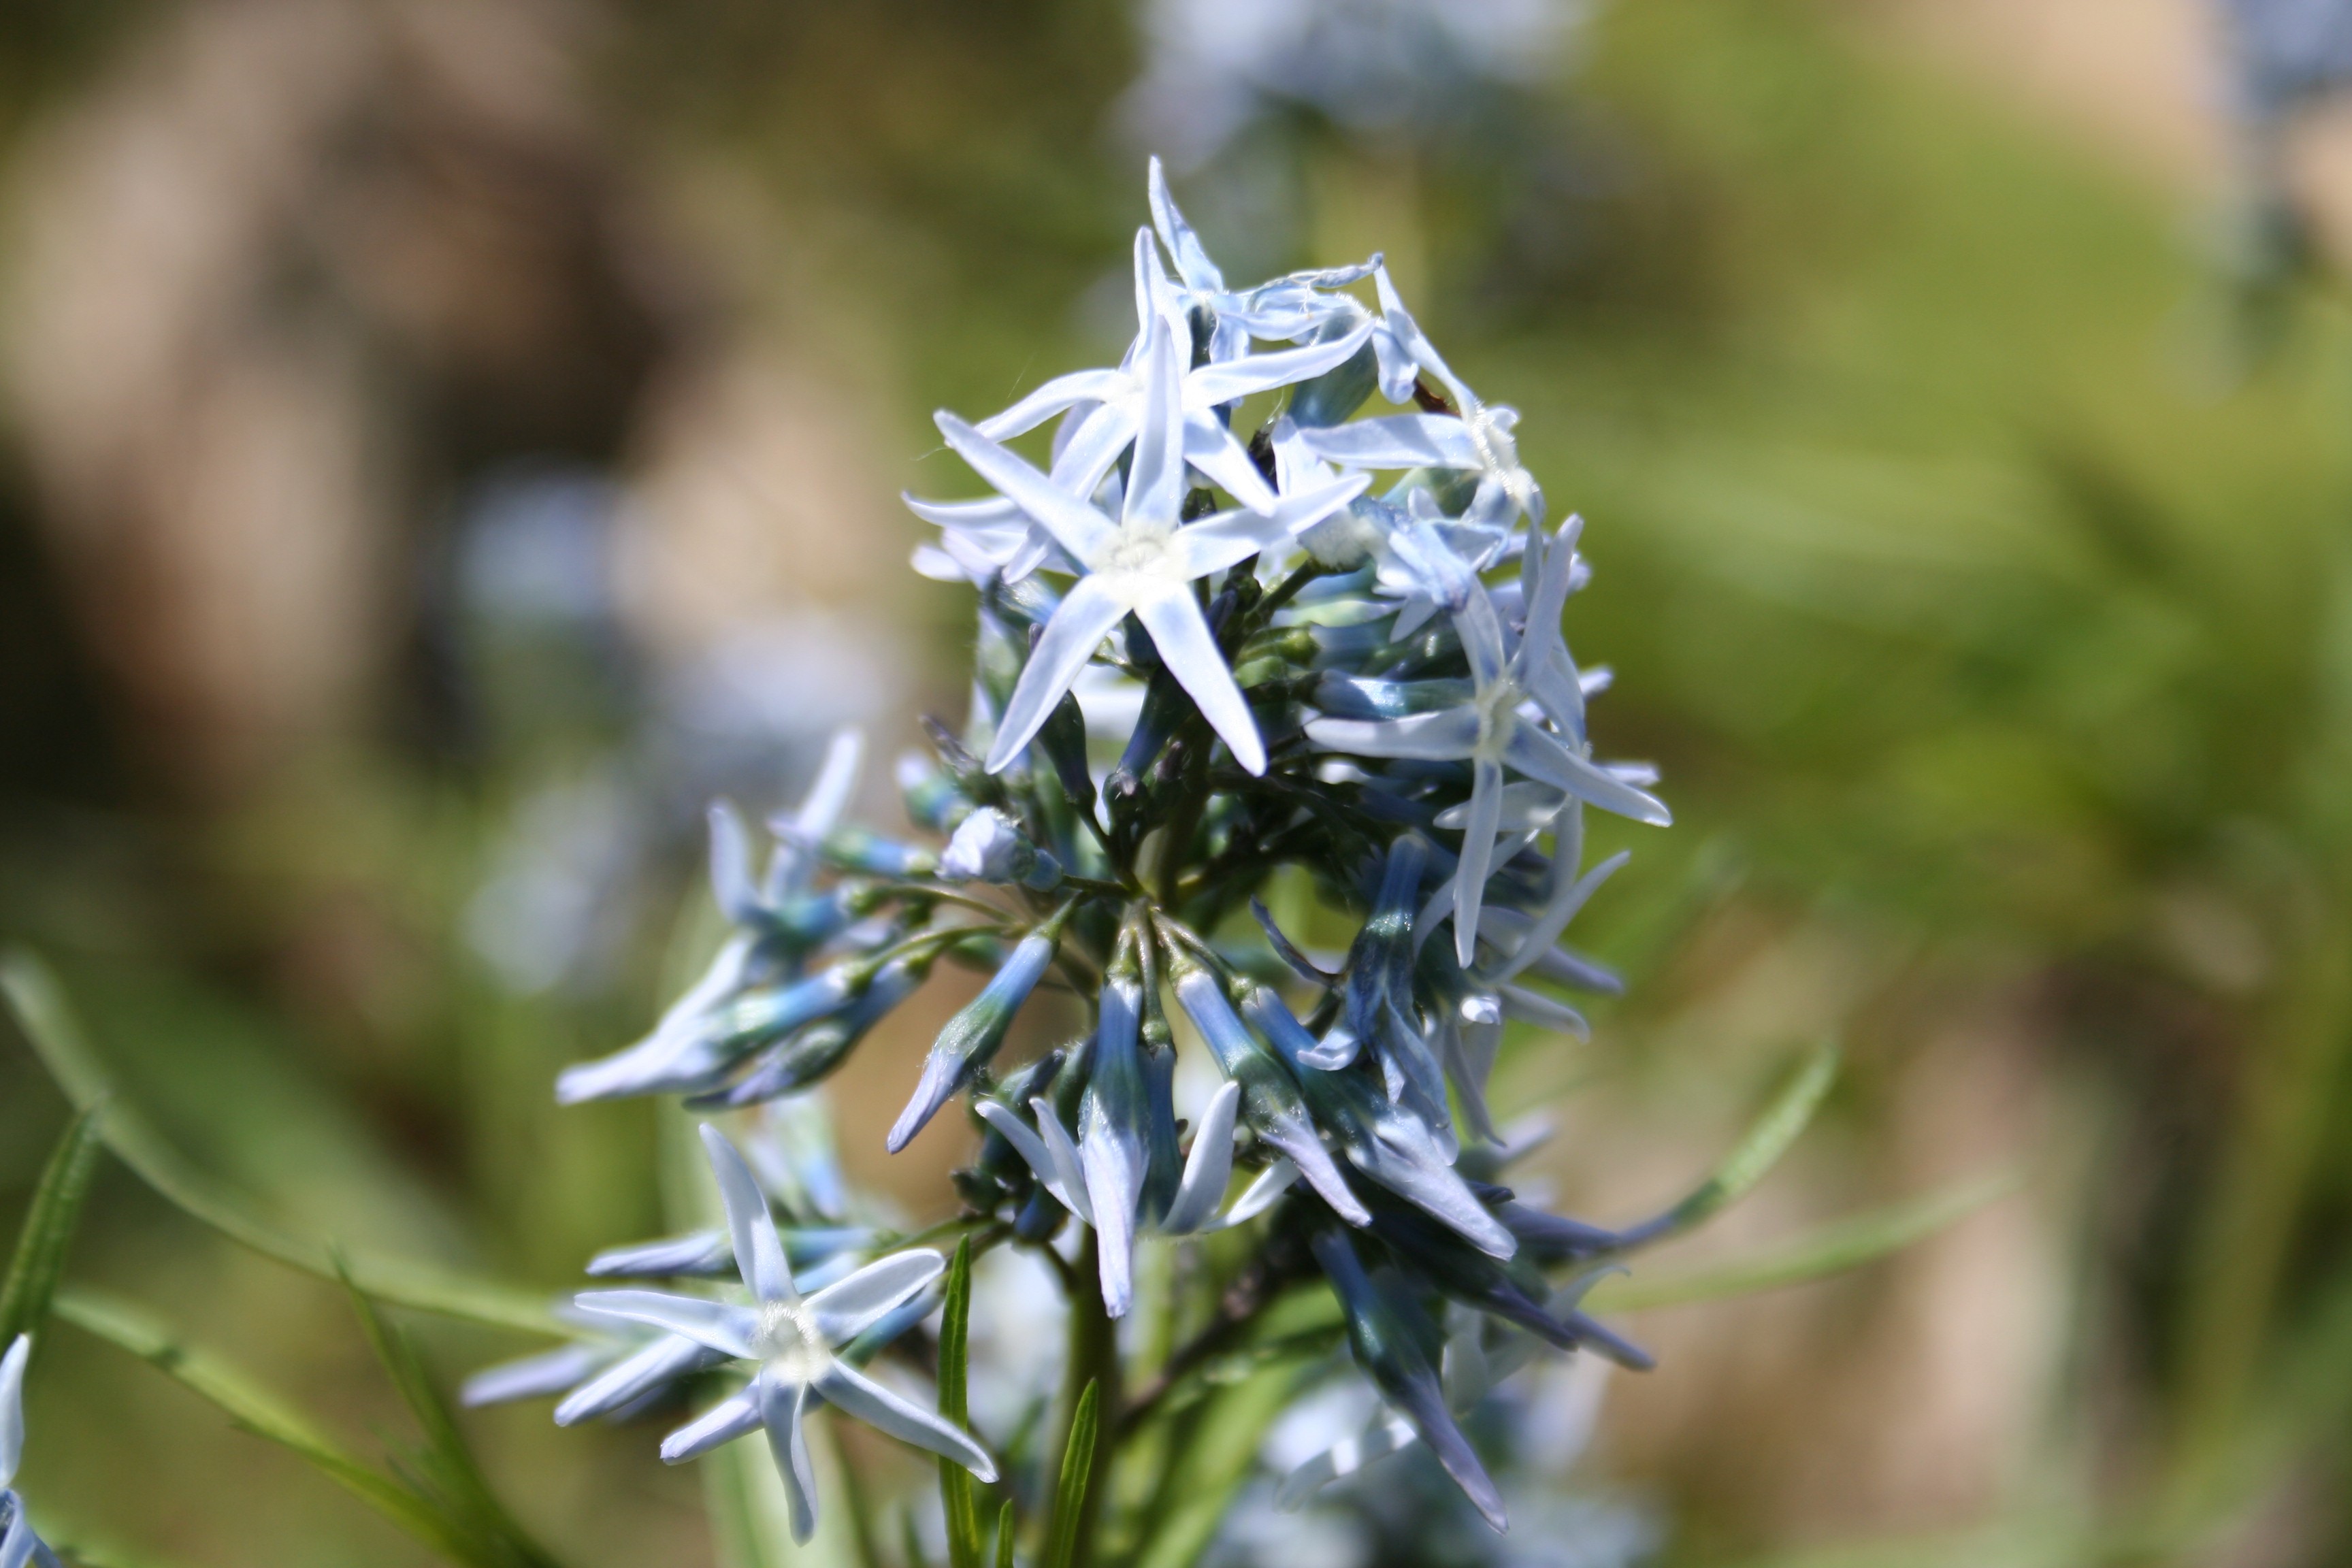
[994,1499,1017,1568]
[1590,1171,2019,1312]
[340,1265,564,1568]
[1043,1379,1100,1568]
[51,1285,476,1562]
[1,949,557,1335]
[938,1237,984,1568]
[1646,1041,1840,1240]
[0,1103,107,1347]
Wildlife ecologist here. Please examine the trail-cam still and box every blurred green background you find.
[6,0,2352,1563]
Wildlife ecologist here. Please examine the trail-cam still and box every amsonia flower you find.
[1308,514,1668,962]
[578,1127,995,1543]
[1298,264,1544,530]
[1,1337,54,1568]
[937,306,1366,777]
[971,230,1373,519]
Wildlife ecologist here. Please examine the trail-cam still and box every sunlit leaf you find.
[1043,1379,1099,1568]
[938,1237,984,1568]
[51,1285,476,1562]
[1591,1171,2019,1312]
[1624,1040,1840,1244]
[0,1104,106,1348]
[1,949,557,1335]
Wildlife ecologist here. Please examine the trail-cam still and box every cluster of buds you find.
[534,161,1673,1533]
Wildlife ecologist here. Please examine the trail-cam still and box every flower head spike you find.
[577,1127,994,1544]
[936,312,1367,777]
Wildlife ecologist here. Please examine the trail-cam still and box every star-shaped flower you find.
[1296,264,1544,530]
[1307,517,1669,962]
[938,306,1368,777]
[971,229,1373,520]
[578,1127,995,1543]
[1,1336,56,1568]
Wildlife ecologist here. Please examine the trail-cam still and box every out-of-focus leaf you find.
[1,949,557,1335]
[340,1267,564,1568]
[938,1237,983,1568]
[51,1285,476,1561]
[1130,1358,1317,1568]
[0,1104,105,1347]
[1624,1041,1840,1244]
[994,1500,1016,1568]
[1043,1379,1099,1568]
[1591,1171,2018,1312]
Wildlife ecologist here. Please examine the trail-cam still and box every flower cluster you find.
[1,1337,56,1568]
[540,161,1670,1535]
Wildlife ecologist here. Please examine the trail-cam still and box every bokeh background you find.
[6,0,2352,1563]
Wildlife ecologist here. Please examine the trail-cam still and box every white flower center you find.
[752,1301,830,1379]
[1093,521,1181,584]
[1472,680,1521,762]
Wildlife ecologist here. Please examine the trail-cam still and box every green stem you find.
[1052,1230,1120,1568]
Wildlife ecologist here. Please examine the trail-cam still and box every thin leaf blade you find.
[1635,1041,1840,1243]
[938,1237,983,1568]
[1043,1379,1100,1568]
[50,1285,474,1561]
[0,948,557,1335]
[1591,1171,2019,1312]
[0,1104,107,1347]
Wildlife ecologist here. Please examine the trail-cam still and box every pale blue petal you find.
[1491,850,1627,986]
[1171,508,1292,578]
[1183,321,1373,407]
[1501,725,1672,825]
[1134,582,1266,774]
[0,1511,37,1568]
[935,412,1116,564]
[707,801,762,924]
[558,1335,728,1426]
[1499,985,1589,1036]
[1030,1098,1095,1226]
[661,1386,762,1463]
[789,728,866,846]
[1182,412,1279,512]
[975,368,1132,442]
[1306,708,1479,762]
[1048,399,1139,499]
[702,1125,797,1305]
[1266,472,1371,538]
[1160,1079,1241,1235]
[814,1362,997,1480]
[762,1375,821,1544]
[805,1252,945,1345]
[901,492,1025,530]
[1452,759,1506,966]
[985,572,1132,772]
[1,1336,27,1490]
[1148,156,1224,292]
[1205,1158,1297,1230]
[1298,414,1479,470]
[461,1345,605,1409]
[574,1291,758,1360]
[1124,314,1188,528]
[975,1102,1082,1218]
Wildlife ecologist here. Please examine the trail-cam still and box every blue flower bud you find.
[1310,1229,1506,1533]
[1165,943,1368,1226]
[940,808,1062,891]
[888,903,1074,1152]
